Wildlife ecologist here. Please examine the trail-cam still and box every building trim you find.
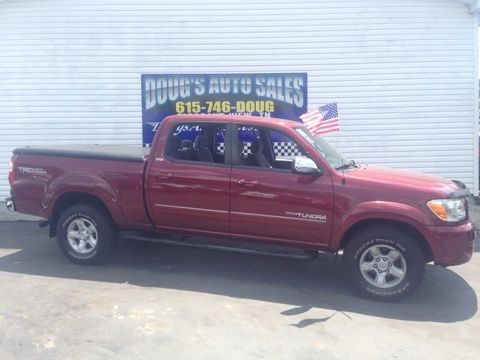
[473,14,479,196]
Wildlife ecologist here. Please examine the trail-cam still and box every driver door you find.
[229,125,334,245]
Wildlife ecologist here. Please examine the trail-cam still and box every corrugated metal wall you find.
[0,0,477,199]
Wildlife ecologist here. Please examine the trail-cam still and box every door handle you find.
[238,179,258,187]
[155,172,173,179]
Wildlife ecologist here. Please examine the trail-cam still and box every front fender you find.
[44,172,125,226]
[330,201,434,250]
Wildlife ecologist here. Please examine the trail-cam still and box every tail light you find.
[8,155,16,187]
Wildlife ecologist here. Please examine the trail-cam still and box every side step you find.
[122,232,319,261]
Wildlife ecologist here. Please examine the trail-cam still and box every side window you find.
[234,126,309,170]
[269,130,305,160]
[214,126,227,161]
[269,129,308,170]
[166,123,226,164]
[236,126,270,168]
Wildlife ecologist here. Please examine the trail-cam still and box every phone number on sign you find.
[175,100,275,114]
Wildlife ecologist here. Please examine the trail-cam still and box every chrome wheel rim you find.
[359,244,407,289]
[66,218,98,254]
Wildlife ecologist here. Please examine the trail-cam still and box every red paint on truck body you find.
[9,114,475,266]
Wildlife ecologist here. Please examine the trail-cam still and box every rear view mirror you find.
[292,157,321,175]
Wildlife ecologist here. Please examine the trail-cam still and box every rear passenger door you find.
[146,121,232,234]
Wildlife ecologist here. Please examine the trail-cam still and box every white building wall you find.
[0,0,477,199]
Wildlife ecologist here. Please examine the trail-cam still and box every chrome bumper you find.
[5,197,15,212]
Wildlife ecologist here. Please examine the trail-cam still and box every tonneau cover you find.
[13,145,148,163]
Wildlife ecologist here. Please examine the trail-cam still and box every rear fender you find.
[44,172,125,226]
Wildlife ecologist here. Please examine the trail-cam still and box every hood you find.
[343,165,464,198]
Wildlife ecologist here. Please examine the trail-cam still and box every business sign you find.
[141,73,307,145]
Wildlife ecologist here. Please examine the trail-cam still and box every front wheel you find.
[343,226,426,301]
[56,204,117,265]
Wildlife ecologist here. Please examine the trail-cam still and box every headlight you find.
[427,198,466,222]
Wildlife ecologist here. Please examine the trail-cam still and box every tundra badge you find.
[284,211,327,222]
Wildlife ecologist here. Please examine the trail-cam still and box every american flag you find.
[300,102,340,135]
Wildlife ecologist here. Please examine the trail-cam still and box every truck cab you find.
[146,116,335,246]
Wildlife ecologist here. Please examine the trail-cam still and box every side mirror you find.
[292,157,322,175]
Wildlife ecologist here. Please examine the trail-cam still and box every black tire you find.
[56,204,117,265]
[343,226,426,301]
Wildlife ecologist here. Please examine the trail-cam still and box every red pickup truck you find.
[6,114,475,301]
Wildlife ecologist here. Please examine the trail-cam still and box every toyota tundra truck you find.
[6,114,475,301]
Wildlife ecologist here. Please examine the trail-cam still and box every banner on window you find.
[141,73,308,145]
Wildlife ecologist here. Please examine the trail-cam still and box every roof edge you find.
[461,0,480,14]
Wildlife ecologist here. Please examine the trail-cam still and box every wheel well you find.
[340,219,433,262]
[49,192,112,238]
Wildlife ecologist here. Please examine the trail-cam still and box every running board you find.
[122,232,319,261]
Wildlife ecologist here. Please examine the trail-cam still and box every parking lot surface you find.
[0,221,479,360]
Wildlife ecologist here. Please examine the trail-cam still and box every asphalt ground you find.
[0,220,479,360]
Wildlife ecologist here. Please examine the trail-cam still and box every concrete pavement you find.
[0,221,478,359]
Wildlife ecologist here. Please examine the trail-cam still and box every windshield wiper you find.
[336,159,358,170]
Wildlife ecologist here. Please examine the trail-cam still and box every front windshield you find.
[295,127,350,169]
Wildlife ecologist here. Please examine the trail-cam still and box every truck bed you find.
[13,145,149,163]
[11,144,150,227]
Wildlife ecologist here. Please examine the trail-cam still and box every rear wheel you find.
[343,226,426,301]
[56,204,117,265]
